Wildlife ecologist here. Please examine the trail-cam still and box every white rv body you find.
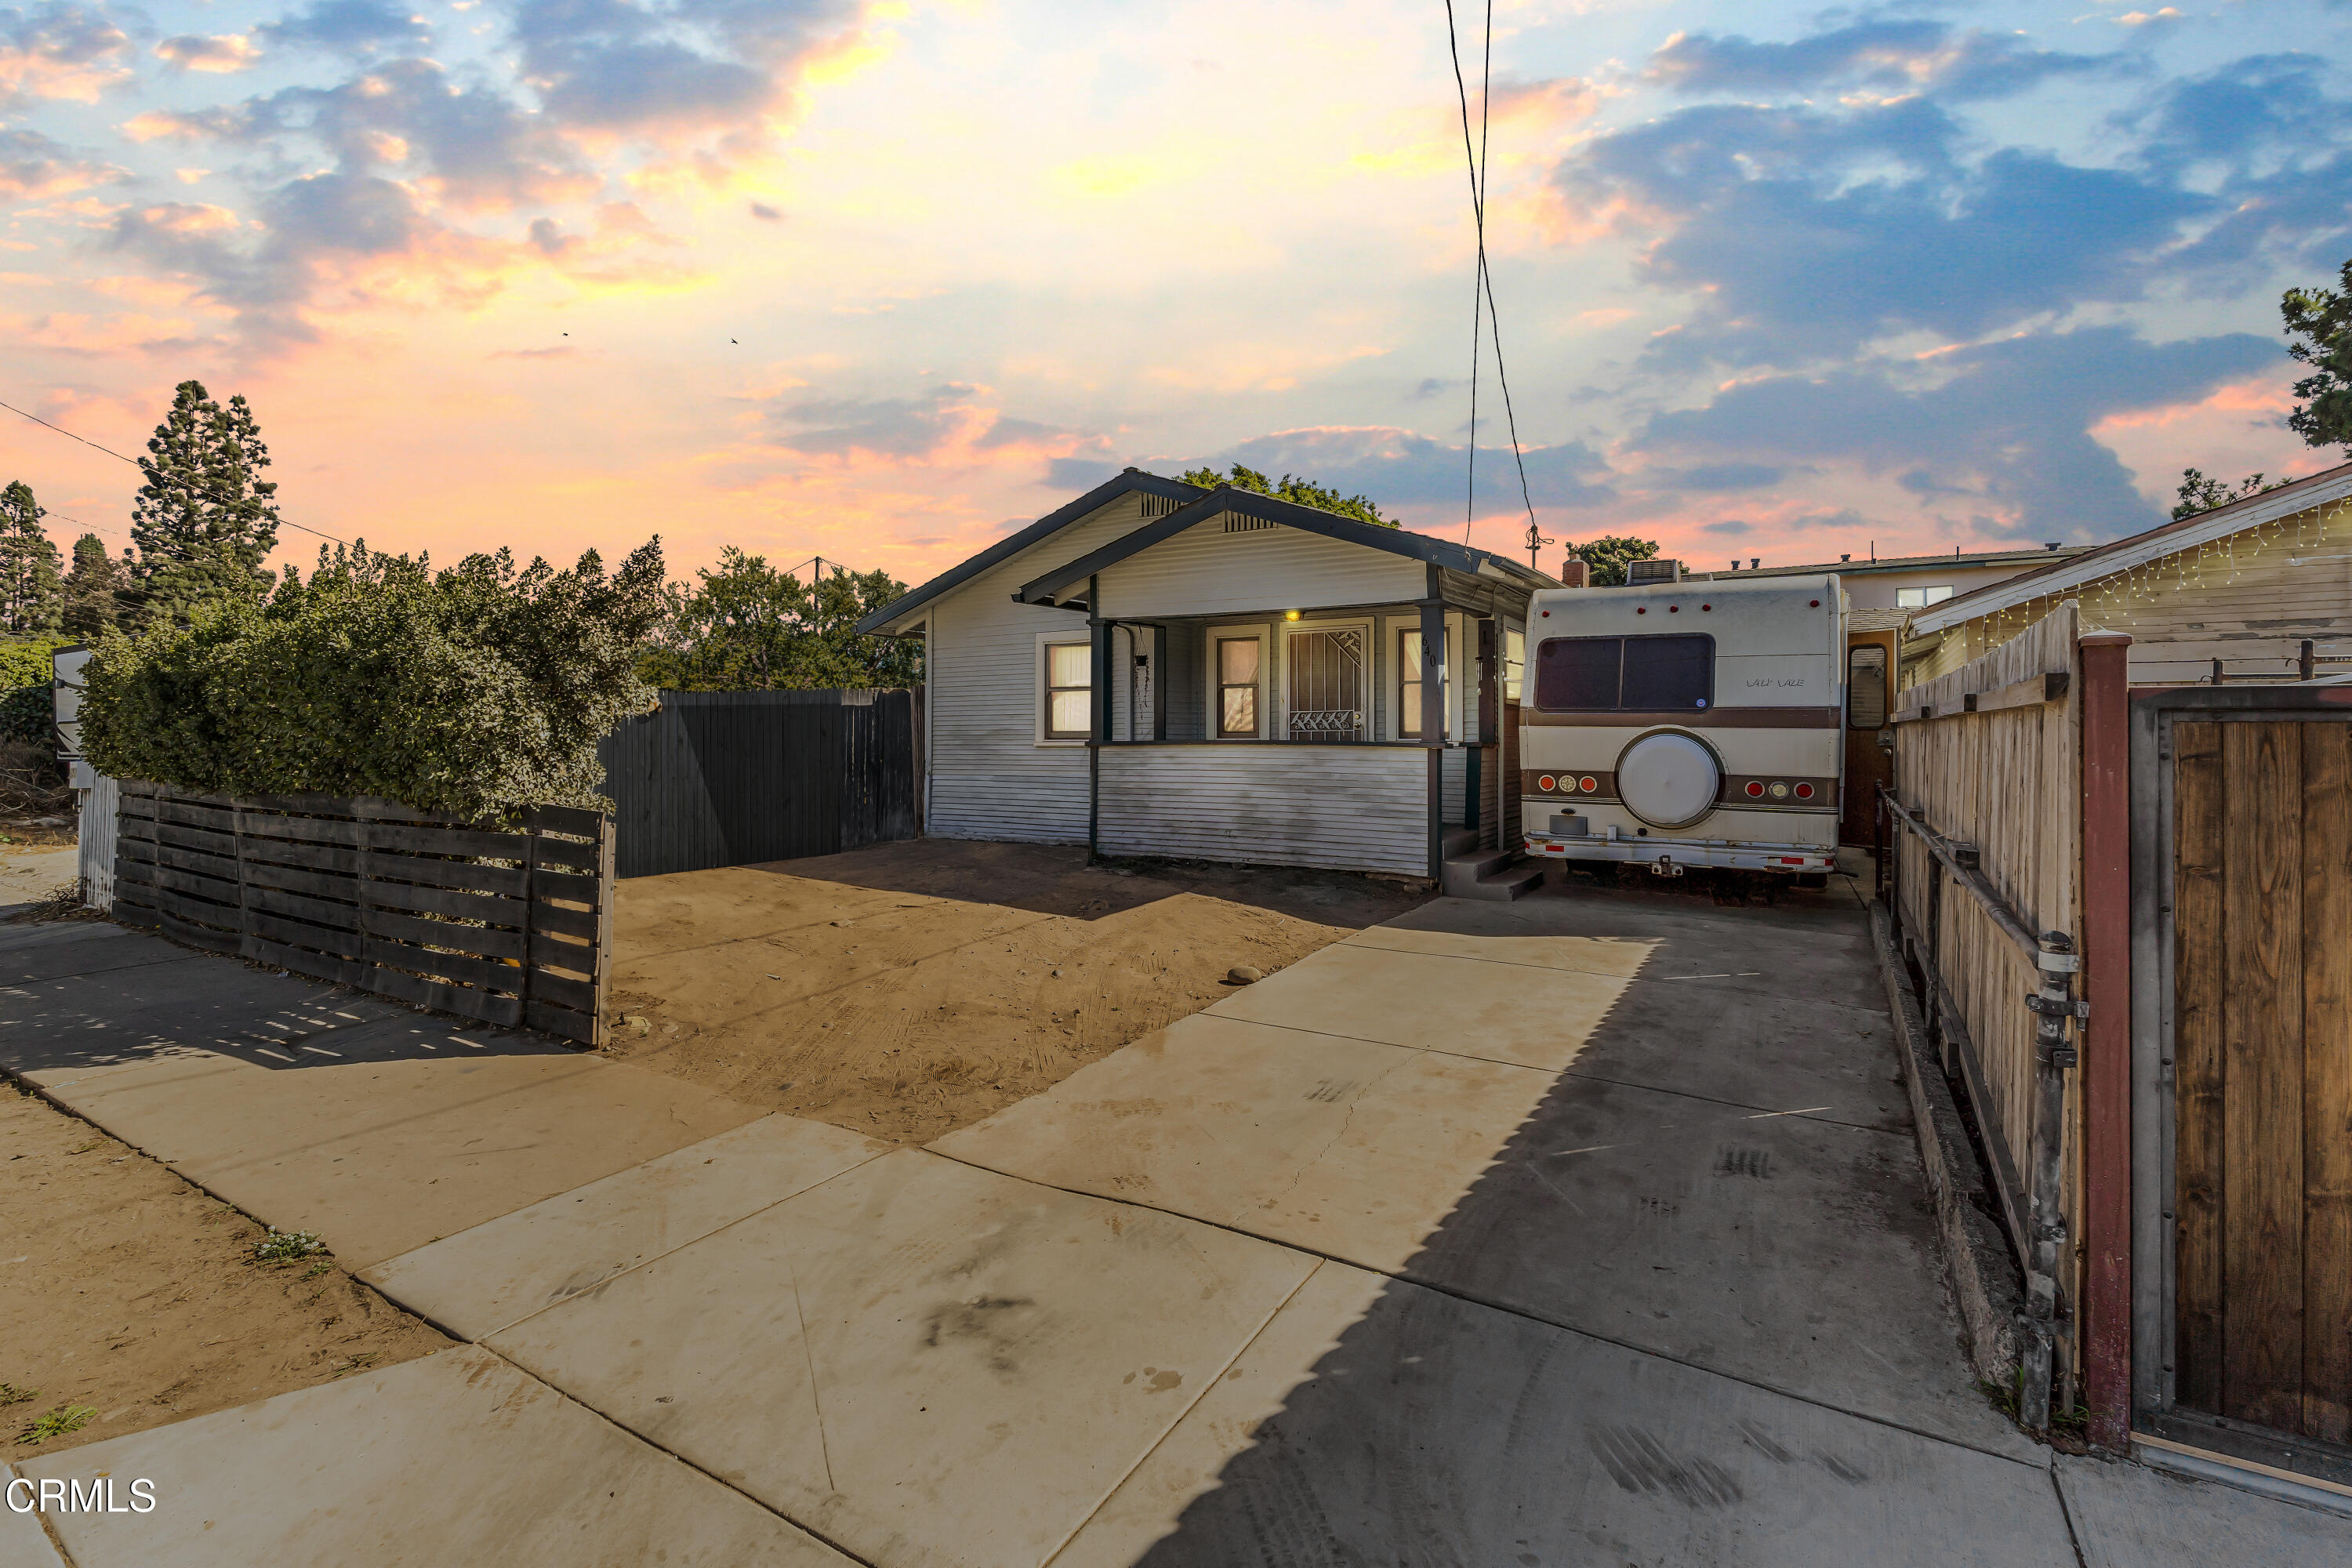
[1519,574,1845,875]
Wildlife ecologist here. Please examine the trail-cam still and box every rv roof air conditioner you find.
[1625,558,1682,586]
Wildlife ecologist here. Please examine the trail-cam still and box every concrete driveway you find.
[9,884,2350,1566]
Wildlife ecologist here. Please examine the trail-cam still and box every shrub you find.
[79,540,665,820]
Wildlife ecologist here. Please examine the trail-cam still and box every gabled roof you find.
[853,469,1206,635]
[1687,545,2092,582]
[1908,459,2352,636]
[1013,483,1555,605]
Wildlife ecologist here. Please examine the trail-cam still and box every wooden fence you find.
[113,782,612,1047]
[1885,600,2087,1432]
[597,688,920,879]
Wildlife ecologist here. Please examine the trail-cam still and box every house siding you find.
[927,493,1155,844]
[1097,515,1427,618]
[1098,746,1427,875]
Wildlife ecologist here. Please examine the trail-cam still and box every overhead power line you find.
[1440,1,1543,563]
[0,394,348,546]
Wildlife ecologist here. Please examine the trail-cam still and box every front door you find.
[1287,628,1365,742]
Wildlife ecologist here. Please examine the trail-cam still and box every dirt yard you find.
[0,1081,449,1457]
[602,840,1431,1144]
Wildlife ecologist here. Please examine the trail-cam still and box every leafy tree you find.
[2172,468,2285,521]
[1179,463,1396,528]
[643,551,920,691]
[0,481,63,635]
[80,538,668,818]
[2285,258,2352,456]
[1566,535,1661,587]
[60,534,129,639]
[128,379,281,628]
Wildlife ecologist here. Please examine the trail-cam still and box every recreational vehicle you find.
[1519,573,1845,878]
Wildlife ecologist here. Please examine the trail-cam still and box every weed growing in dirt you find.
[0,1384,35,1406]
[253,1228,325,1264]
[16,1403,96,1445]
[303,1261,332,1279]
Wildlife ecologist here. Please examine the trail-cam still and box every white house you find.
[855,470,1558,881]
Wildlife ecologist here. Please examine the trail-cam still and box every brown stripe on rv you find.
[1520,706,1842,728]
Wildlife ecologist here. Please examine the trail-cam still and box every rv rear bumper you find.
[1523,833,1835,873]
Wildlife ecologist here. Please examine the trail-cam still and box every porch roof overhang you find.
[1011,485,1555,608]
[851,469,1207,637]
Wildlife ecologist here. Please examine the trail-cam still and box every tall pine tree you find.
[62,533,129,638]
[0,481,64,634]
[129,380,281,627]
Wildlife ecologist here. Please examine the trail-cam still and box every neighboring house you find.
[1903,460,2352,688]
[855,470,1556,881]
[1692,546,2093,845]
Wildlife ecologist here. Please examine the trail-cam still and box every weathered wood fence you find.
[1883,601,2088,1433]
[113,782,613,1046]
[597,687,920,879]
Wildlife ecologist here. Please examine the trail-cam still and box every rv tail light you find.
[1795,782,1815,800]
[1768,781,1791,800]
[1579,775,1597,792]
[1744,781,1764,798]
[1778,857,1805,865]
[1537,774,1556,792]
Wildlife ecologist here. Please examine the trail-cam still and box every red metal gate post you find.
[2078,630,2133,1450]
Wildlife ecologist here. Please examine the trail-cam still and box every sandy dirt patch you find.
[0,1081,450,1457]
[601,840,1432,1145]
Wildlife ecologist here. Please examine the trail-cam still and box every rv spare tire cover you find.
[1615,731,1720,829]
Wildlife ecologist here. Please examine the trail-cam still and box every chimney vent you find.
[1557,557,1589,589]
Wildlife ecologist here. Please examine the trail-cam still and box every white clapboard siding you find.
[928,492,1158,844]
[1098,746,1427,875]
[1441,745,1466,825]
[1911,496,2352,688]
[1098,516,1426,619]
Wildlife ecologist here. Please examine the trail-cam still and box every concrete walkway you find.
[7,888,2350,1566]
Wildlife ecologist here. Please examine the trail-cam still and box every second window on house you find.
[1399,628,1448,739]
[1217,636,1261,738]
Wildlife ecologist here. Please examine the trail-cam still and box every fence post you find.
[2078,630,2134,1450]
[590,811,615,1049]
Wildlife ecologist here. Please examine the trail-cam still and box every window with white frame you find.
[1043,638,1091,740]
[1504,627,1525,702]
[1896,585,1953,608]
[1215,634,1262,739]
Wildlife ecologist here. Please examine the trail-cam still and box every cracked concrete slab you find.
[2059,1451,2352,1566]
[0,921,193,988]
[1054,1260,2074,1568]
[362,1112,893,1340]
[16,1345,851,1567]
[934,1013,1558,1273]
[486,1147,1318,1568]
[1204,939,1635,1072]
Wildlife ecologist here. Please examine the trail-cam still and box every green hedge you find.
[79,542,665,820]
[0,638,66,746]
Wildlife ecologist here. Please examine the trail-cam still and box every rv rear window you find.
[1534,633,1713,712]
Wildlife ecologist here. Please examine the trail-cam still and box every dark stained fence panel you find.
[597,688,921,878]
[112,782,612,1047]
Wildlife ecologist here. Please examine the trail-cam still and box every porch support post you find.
[2079,630,2135,1451]
[1422,568,1446,881]
[1088,575,1105,862]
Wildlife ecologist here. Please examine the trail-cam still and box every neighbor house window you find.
[1896,585,1953,608]
[1044,639,1091,739]
[1216,636,1261,738]
[1504,628,1526,703]
[1399,628,1449,739]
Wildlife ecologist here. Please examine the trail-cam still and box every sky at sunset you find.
[4,0,2349,590]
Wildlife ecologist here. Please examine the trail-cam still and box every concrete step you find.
[1440,848,1541,901]
[1440,828,1479,858]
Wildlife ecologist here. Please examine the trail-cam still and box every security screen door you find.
[1287,628,1365,742]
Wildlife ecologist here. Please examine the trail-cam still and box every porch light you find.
[1284,610,1301,621]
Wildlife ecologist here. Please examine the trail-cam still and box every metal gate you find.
[1286,628,1365,742]
[2129,687,2352,1486]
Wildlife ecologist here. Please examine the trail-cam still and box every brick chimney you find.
[1557,557,1589,589]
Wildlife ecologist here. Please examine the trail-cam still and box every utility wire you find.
[0,394,347,546]
[1440,0,1542,557]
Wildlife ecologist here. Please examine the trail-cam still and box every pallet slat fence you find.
[111,782,612,1046]
[1885,599,2086,1433]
